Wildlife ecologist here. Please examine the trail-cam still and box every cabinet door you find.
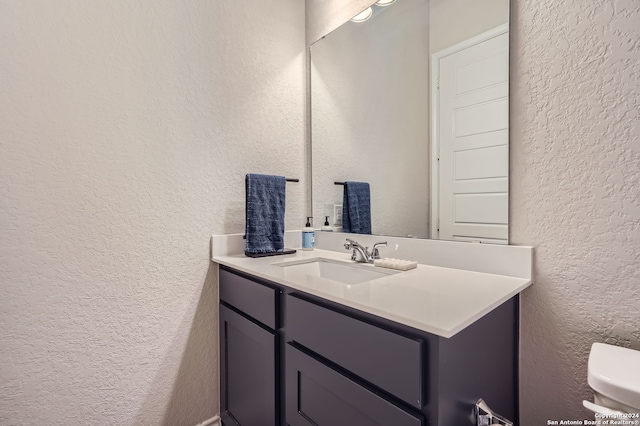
[220,304,278,426]
[286,344,423,426]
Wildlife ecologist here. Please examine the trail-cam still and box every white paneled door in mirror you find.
[433,26,509,244]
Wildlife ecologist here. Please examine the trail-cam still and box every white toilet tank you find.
[584,343,640,415]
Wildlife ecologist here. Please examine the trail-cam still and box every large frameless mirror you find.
[310,0,510,244]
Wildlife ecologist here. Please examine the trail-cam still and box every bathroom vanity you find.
[213,233,533,426]
[217,0,523,422]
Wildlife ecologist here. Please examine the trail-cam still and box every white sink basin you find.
[273,257,398,284]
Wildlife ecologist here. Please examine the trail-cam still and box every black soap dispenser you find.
[321,216,333,232]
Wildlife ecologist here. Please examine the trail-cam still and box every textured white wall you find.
[0,1,305,425]
[311,0,430,238]
[511,0,640,423]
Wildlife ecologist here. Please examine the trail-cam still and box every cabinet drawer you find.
[219,267,281,329]
[286,294,425,409]
[286,344,423,426]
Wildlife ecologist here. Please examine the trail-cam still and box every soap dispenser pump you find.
[321,216,333,232]
[302,217,315,250]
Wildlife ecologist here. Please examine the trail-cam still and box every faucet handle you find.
[371,241,387,259]
[344,238,357,249]
[344,238,371,262]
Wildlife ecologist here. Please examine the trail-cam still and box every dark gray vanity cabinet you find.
[219,266,283,426]
[218,265,519,426]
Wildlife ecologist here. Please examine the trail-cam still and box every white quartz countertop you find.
[213,248,532,338]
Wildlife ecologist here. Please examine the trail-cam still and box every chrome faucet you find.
[344,239,387,263]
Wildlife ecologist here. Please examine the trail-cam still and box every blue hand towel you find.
[245,174,286,254]
[342,181,371,234]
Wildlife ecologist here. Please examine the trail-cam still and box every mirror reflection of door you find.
[432,25,509,244]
